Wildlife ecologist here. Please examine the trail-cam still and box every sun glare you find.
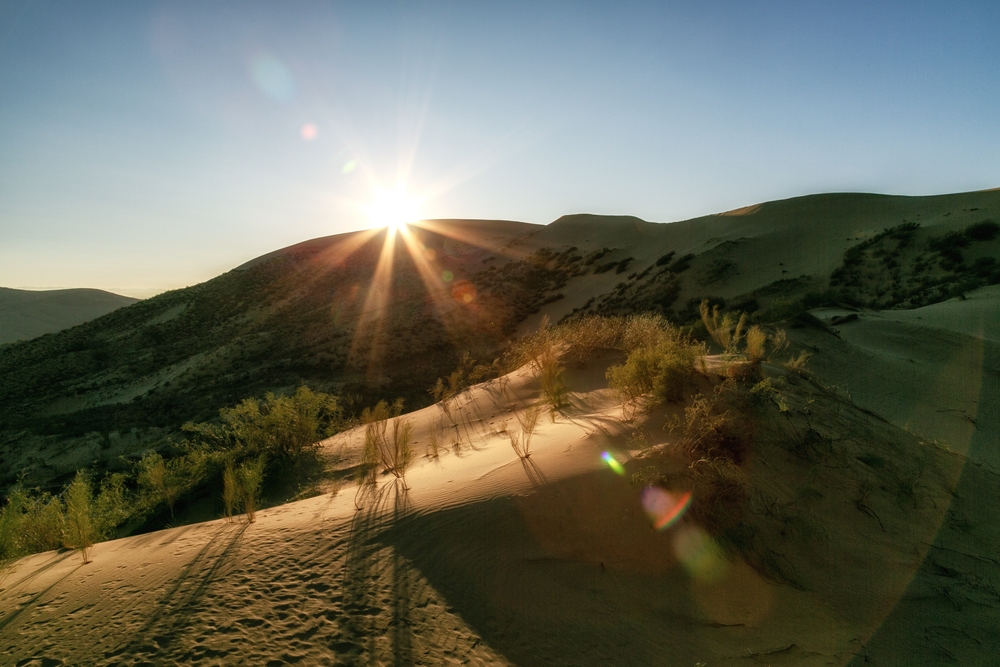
[365,186,421,232]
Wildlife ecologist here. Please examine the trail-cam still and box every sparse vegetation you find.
[138,452,184,521]
[700,301,747,355]
[238,456,265,522]
[222,460,238,521]
[606,333,704,405]
[360,399,414,484]
[508,404,541,459]
[63,472,96,563]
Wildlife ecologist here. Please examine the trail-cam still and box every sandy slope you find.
[805,286,1000,466]
[0,288,138,344]
[1,351,978,666]
[792,288,1000,663]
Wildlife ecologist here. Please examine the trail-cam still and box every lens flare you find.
[250,54,295,102]
[673,525,728,583]
[300,123,317,140]
[601,451,625,475]
[451,280,476,304]
[640,486,692,530]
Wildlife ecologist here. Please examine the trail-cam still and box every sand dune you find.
[2,349,984,665]
[0,288,138,345]
[3,190,1000,664]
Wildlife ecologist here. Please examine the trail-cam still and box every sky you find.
[2,0,999,297]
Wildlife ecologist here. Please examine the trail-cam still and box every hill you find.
[0,288,138,345]
[2,189,1000,664]
[1,190,998,494]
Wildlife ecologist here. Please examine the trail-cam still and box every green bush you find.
[965,220,999,242]
[138,452,185,521]
[607,337,703,404]
[64,472,97,563]
[214,386,344,460]
[238,456,266,522]
[5,487,65,555]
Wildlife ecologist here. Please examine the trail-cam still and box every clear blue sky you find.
[2,1,998,296]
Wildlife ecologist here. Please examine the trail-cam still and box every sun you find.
[364,186,421,232]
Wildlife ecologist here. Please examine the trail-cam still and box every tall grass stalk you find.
[239,456,265,522]
[745,326,767,362]
[64,472,96,563]
[360,399,414,482]
[509,403,541,459]
[222,461,238,522]
[700,300,747,355]
[426,422,442,460]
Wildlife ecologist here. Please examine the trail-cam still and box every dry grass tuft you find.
[700,300,747,355]
[238,456,265,522]
[360,399,414,483]
[509,404,541,459]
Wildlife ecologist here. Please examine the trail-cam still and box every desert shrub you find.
[138,452,185,521]
[965,220,999,242]
[92,472,130,538]
[606,336,702,405]
[6,488,65,554]
[214,386,343,460]
[584,247,612,266]
[426,421,443,460]
[929,231,970,263]
[534,344,567,412]
[360,399,413,481]
[699,259,738,286]
[614,257,634,274]
[745,326,767,362]
[238,456,266,522]
[509,404,541,459]
[63,472,96,563]
[222,460,238,521]
[507,313,685,369]
[625,430,650,450]
[430,352,497,404]
[699,300,747,355]
[655,251,676,267]
[668,379,756,465]
[669,253,695,273]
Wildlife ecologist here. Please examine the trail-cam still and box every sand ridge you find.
[2,347,982,665]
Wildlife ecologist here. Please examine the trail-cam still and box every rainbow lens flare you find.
[601,451,625,475]
[673,525,728,583]
[640,486,692,530]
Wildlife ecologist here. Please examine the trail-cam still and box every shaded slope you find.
[0,220,537,489]
[0,287,138,344]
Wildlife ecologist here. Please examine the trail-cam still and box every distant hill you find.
[0,287,138,344]
[1,191,999,490]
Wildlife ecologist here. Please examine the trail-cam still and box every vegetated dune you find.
[3,189,1000,664]
[2,345,994,666]
[2,190,998,495]
[0,287,138,345]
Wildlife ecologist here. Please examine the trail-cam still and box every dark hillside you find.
[0,221,536,488]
